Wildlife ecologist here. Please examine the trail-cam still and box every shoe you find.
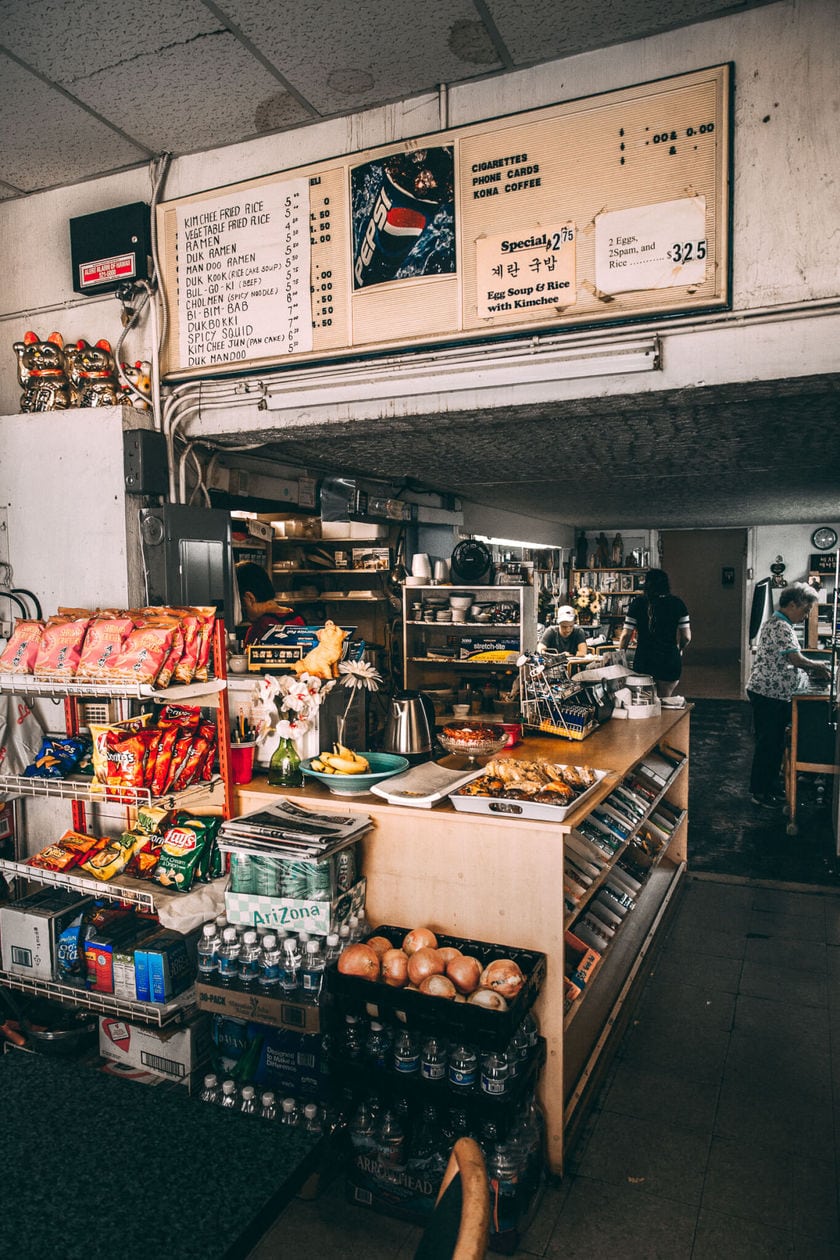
[750,794,780,809]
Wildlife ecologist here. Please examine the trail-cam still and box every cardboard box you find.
[225,876,365,938]
[0,889,94,980]
[196,981,321,1032]
[457,636,519,661]
[211,1016,328,1098]
[135,928,199,1004]
[99,1011,211,1081]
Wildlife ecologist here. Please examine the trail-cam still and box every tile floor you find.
[249,699,840,1257]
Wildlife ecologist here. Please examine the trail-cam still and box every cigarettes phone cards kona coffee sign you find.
[158,64,731,378]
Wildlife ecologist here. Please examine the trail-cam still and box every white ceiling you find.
[4,0,834,531]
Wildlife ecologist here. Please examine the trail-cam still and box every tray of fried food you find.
[449,758,608,820]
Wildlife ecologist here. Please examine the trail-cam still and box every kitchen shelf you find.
[403,584,535,690]
[409,657,520,667]
[0,674,226,702]
[0,969,195,1027]
[406,620,520,628]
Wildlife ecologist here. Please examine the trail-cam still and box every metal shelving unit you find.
[0,674,226,702]
[0,856,225,913]
[0,970,195,1027]
[0,775,222,810]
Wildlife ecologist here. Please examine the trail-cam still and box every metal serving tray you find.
[448,765,610,822]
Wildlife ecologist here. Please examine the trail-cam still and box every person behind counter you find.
[538,605,589,656]
[746,582,831,809]
[617,568,691,698]
[235,561,305,647]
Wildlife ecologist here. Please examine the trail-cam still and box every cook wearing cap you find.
[538,605,589,656]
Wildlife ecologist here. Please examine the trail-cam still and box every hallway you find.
[249,699,840,1258]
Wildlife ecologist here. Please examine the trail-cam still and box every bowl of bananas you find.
[302,745,409,795]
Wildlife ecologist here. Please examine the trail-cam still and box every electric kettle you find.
[382,690,436,763]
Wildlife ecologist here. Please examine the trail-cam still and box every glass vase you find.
[268,735,303,787]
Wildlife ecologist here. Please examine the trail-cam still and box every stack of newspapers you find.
[218,798,372,859]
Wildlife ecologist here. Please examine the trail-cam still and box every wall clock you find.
[811,527,837,551]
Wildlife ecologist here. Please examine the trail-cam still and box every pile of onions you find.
[336,925,526,1010]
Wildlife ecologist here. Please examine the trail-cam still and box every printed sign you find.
[594,197,707,295]
[475,223,576,319]
[176,180,312,369]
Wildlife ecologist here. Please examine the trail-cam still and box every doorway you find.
[659,528,747,700]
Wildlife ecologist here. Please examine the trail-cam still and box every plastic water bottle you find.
[217,927,241,987]
[420,1036,448,1083]
[199,1072,220,1105]
[407,1104,448,1181]
[485,1139,524,1238]
[239,1083,257,1115]
[355,909,369,940]
[258,933,282,990]
[509,1026,529,1078]
[214,913,228,934]
[520,1011,539,1048]
[376,1107,407,1170]
[480,1049,510,1096]
[303,1102,323,1134]
[348,1101,377,1156]
[220,1078,238,1109]
[448,1043,478,1091]
[279,936,301,998]
[197,922,220,978]
[393,1028,420,1076]
[348,914,362,943]
[324,932,341,965]
[259,1090,277,1121]
[365,1020,392,1070]
[301,938,325,1002]
[341,1012,365,1062]
[297,929,311,948]
[338,923,351,952]
[238,930,261,988]
[280,1097,299,1127]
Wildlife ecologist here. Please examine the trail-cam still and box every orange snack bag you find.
[0,619,44,674]
[76,615,135,678]
[193,608,217,681]
[33,616,91,679]
[109,622,176,686]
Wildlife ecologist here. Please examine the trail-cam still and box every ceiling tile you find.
[66,33,312,155]
[485,0,777,64]
[221,0,502,117]
[0,0,223,82]
[0,53,148,192]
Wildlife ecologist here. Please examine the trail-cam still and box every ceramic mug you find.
[411,553,432,579]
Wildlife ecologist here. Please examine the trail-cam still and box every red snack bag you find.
[55,829,102,864]
[76,615,135,678]
[194,721,218,781]
[189,608,215,682]
[150,725,180,798]
[163,731,196,795]
[33,616,91,679]
[0,619,45,674]
[106,729,156,793]
[89,715,152,784]
[170,732,213,792]
[154,625,184,690]
[110,623,176,685]
[172,613,201,685]
[157,704,202,732]
[29,844,79,872]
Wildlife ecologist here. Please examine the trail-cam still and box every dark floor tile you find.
[602,1059,719,1134]
[514,1179,570,1256]
[723,1030,832,1104]
[732,992,830,1044]
[743,935,828,974]
[822,900,840,946]
[647,949,743,993]
[714,1079,836,1161]
[620,1015,731,1086]
[691,1209,794,1259]
[574,1109,710,1206]
[825,944,840,984]
[252,1176,417,1260]
[545,1175,696,1259]
[702,1137,838,1243]
[634,974,737,1030]
[738,959,828,1008]
[747,906,828,943]
[667,920,748,960]
[750,887,830,917]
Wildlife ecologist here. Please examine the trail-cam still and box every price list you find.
[307,169,349,350]
[176,179,312,369]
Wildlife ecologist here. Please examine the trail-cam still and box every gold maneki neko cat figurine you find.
[64,338,120,407]
[13,330,70,411]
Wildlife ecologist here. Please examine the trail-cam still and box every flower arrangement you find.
[252,672,332,747]
[336,659,383,737]
[571,586,603,622]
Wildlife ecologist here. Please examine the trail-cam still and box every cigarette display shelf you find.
[562,753,687,929]
[0,969,195,1027]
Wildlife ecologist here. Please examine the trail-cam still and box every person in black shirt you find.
[538,605,589,655]
[235,562,305,647]
[618,569,691,697]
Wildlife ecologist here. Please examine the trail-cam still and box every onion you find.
[446,954,483,995]
[402,927,438,955]
[366,935,393,958]
[437,946,462,966]
[381,948,409,988]
[407,947,445,987]
[337,942,380,980]
[468,988,508,1011]
[419,974,457,998]
[479,958,525,999]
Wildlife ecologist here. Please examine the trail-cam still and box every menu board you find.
[159,64,731,379]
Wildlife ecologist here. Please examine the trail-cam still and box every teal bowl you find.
[301,751,410,795]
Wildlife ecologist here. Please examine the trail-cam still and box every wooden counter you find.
[234,708,690,1173]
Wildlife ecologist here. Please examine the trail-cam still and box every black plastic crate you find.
[326,924,546,1050]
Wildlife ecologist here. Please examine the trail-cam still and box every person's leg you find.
[748,691,790,799]
[655,677,679,697]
